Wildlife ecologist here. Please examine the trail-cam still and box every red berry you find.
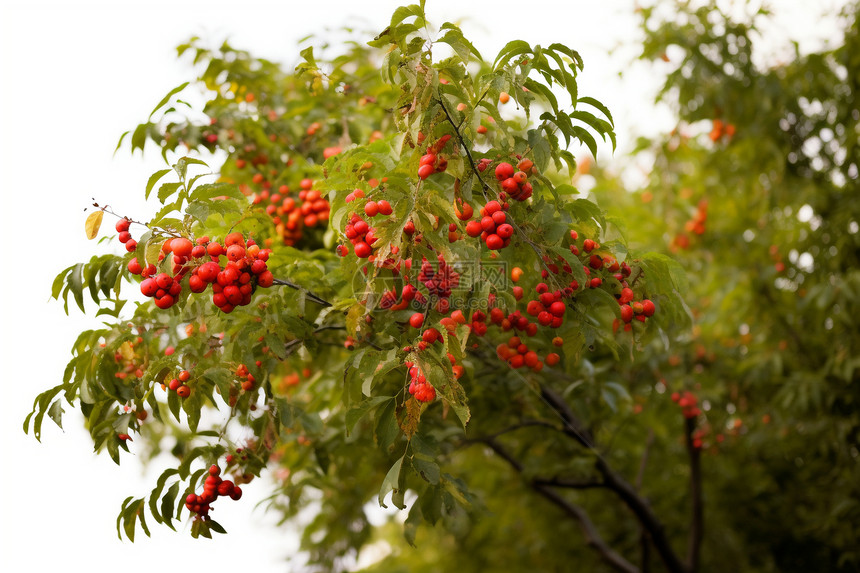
[140,278,158,297]
[485,234,504,250]
[418,164,434,179]
[465,220,483,237]
[257,270,274,288]
[354,242,372,258]
[495,163,514,181]
[171,238,193,258]
[642,299,656,317]
[620,304,634,323]
[496,223,514,239]
[115,219,131,233]
[127,258,142,275]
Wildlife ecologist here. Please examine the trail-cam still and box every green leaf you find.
[161,482,179,531]
[375,398,400,452]
[577,96,614,126]
[494,40,532,69]
[379,455,405,509]
[346,396,393,436]
[145,169,172,200]
[149,81,190,120]
[158,182,182,205]
[412,453,440,485]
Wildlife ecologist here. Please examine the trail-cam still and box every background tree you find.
[20,1,860,572]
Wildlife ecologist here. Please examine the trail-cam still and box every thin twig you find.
[272,278,333,307]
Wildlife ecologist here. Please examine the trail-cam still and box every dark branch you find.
[539,384,594,448]
[636,429,656,573]
[537,382,687,573]
[436,96,491,201]
[684,417,703,573]
[484,419,560,439]
[474,437,638,573]
[532,477,604,490]
[272,278,333,307]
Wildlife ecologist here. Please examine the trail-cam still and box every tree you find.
[24,2,860,572]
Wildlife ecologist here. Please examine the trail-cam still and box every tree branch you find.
[539,384,594,448]
[538,382,687,573]
[684,417,703,573]
[272,278,333,307]
[436,96,491,202]
[636,430,656,573]
[475,437,638,573]
[532,476,604,490]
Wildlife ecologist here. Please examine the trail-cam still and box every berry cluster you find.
[115,218,138,252]
[672,199,708,251]
[525,283,568,328]
[708,118,736,142]
[494,160,534,202]
[464,200,514,251]
[671,391,701,419]
[167,369,192,398]
[235,363,256,391]
[342,214,378,258]
[495,335,560,371]
[139,270,184,310]
[416,135,452,180]
[184,464,242,518]
[296,179,331,228]
[187,233,275,313]
[404,361,436,402]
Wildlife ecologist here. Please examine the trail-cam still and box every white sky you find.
[0,1,846,571]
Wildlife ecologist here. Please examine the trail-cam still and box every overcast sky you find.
[0,1,846,571]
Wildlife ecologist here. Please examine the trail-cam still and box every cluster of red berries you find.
[404,361,436,402]
[187,233,275,313]
[115,218,139,252]
[671,391,701,419]
[140,274,183,310]
[525,283,568,328]
[478,305,539,337]
[341,214,378,258]
[672,199,708,251]
[252,183,325,246]
[617,289,656,324]
[235,363,256,391]
[464,200,514,251]
[495,335,561,371]
[494,160,534,202]
[417,135,452,180]
[185,464,242,518]
[167,369,193,399]
[295,179,331,227]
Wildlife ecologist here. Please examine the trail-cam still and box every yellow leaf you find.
[85,211,104,240]
[398,397,422,438]
[119,341,135,361]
